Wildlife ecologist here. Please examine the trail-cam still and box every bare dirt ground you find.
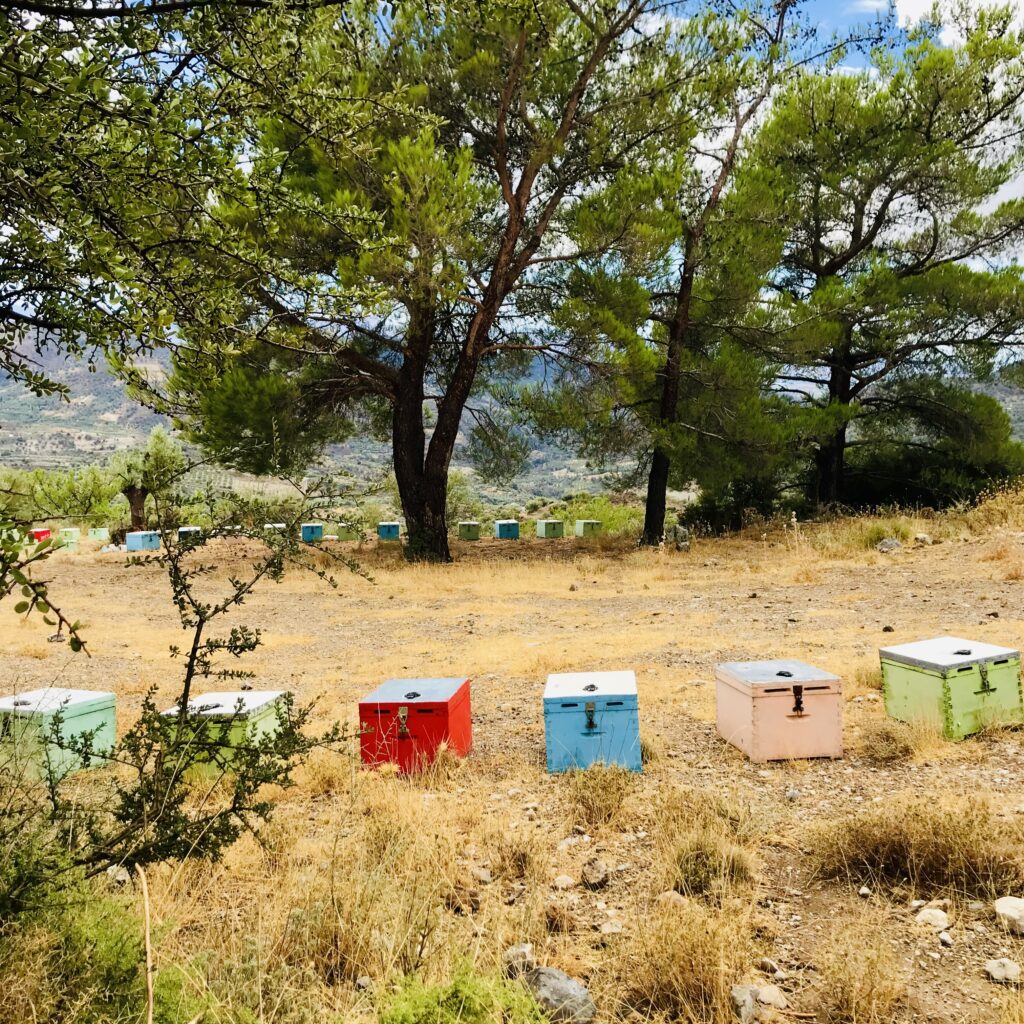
[5,526,1024,1022]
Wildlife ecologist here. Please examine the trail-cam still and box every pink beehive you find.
[715,659,842,762]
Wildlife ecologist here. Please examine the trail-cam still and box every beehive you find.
[536,519,564,539]
[359,678,472,773]
[543,671,642,773]
[716,660,842,762]
[301,523,324,543]
[88,527,110,542]
[28,527,51,543]
[263,522,287,534]
[0,687,116,777]
[880,636,1023,740]
[378,522,401,541]
[162,690,286,764]
[575,520,602,538]
[59,527,81,546]
[126,530,160,552]
[494,519,520,540]
[335,524,360,541]
[458,521,481,541]
[178,526,201,542]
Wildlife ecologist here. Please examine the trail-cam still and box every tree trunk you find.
[641,447,672,545]
[389,327,457,563]
[640,243,695,548]
[123,485,148,530]
[814,424,848,506]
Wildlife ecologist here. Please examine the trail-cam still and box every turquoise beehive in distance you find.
[301,523,324,543]
[543,670,641,773]
[494,519,520,540]
[126,530,160,551]
[378,522,401,541]
[0,687,116,776]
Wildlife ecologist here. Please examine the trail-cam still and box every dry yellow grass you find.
[6,495,1024,1023]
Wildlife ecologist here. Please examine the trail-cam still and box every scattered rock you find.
[569,583,578,592]
[552,874,576,891]
[472,866,493,885]
[915,907,949,931]
[599,919,623,936]
[581,857,610,891]
[502,943,536,978]
[858,886,872,898]
[355,976,372,992]
[995,896,1024,935]
[914,533,933,546]
[939,931,953,948]
[656,890,688,910]
[730,985,759,1024]
[785,788,800,802]
[876,538,902,554]
[757,957,780,975]
[523,967,596,1023]
[756,984,789,1010]
[882,625,895,633]
[986,958,1022,985]
[105,865,131,887]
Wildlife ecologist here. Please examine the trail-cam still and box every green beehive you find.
[88,527,110,542]
[880,636,1023,740]
[458,521,481,541]
[162,690,286,765]
[575,519,602,538]
[0,687,116,777]
[536,519,564,539]
[335,523,361,541]
[59,527,81,549]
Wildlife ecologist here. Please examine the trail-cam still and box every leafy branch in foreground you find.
[0,487,361,915]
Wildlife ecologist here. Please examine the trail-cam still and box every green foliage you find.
[379,967,547,1024]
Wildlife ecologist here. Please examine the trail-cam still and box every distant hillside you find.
[0,352,611,503]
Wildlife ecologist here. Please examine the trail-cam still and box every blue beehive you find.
[126,530,160,552]
[495,519,520,540]
[378,522,401,541]
[543,670,641,773]
[301,522,324,543]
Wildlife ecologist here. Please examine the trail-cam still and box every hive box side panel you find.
[716,678,755,760]
[946,660,1023,739]
[881,660,948,732]
[544,707,641,773]
[750,691,842,761]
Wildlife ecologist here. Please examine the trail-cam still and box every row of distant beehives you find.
[4,636,1020,776]
[14,518,605,551]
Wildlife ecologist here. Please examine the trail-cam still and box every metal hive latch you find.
[584,701,596,729]
[397,705,410,737]
[976,662,994,695]
[791,685,805,716]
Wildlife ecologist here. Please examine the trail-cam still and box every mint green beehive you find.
[575,519,602,538]
[0,687,116,777]
[536,519,564,539]
[458,521,481,541]
[880,636,1023,740]
[162,690,286,765]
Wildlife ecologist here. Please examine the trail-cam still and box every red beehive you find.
[28,528,51,543]
[358,677,471,773]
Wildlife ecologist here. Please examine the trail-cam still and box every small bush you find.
[378,967,547,1024]
[487,827,547,884]
[664,830,757,899]
[623,900,751,1021]
[817,910,908,1023]
[858,720,916,764]
[812,794,1024,897]
[565,764,635,828]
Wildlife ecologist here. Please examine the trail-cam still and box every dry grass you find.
[857,719,917,764]
[662,830,757,899]
[564,763,636,829]
[811,793,1024,898]
[619,899,753,1022]
[817,909,909,1023]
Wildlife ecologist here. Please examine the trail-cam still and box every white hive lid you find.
[717,660,840,686]
[880,636,1019,671]
[545,670,637,700]
[0,687,115,713]
[164,690,285,717]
